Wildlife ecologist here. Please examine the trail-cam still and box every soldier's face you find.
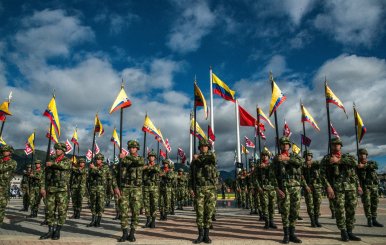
[129,147,137,154]
[35,164,41,169]
[96,159,103,165]
[331,144,341,152]
[80,162,85,168]
[280,144,290,151]
[56,149,64,156]
[148,156,155,162]
[2,151,10,156]
[201,146,209,153]
[359,154,367,161]
[306,155,312,161]
[262,155,269,161]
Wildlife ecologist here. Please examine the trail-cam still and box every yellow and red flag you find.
[43,97,61,137]
[94,114,104,136]
[111,127,120,148]
[301,104,320,131]
[0,101,12,121]
[110,86,132,113]
[269,76,287,116]
[71,129,79,145]
[194,82,208,119]
[325,83,347,117]
[354,108,367,143]
[257,107,274,128]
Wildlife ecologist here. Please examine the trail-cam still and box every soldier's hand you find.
[326,186,335,199]
[193,154,199,160]
[276,189,285,199]
[358,186,363,195]
[114,188,121,199]
[40,189,46,198]
[190,190,195,198]
[258,188,263,194]
[330,155,339,164]
[119,153,126,159]
[358,163,365,169]
[306,186,312,193]
[46,161,52,167]
[90,164,95,169]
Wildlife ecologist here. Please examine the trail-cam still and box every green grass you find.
[217,193,235,199]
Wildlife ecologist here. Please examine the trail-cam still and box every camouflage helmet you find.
[162,159,171,165]
[358,148,368,155]
[34,160,42,165]
[54,142,67,152]
[279,137,291,146]
[261,149,271,157]
[1,145,14,153]
[198,139,211,150]
[26,164,32,169]
[303,150,313,158]
[330,137,343,146]
[127,140,140,150]
[178,168,184,172]
[147,150,157,158]
[95,153,104,160]
[78,158,86,163]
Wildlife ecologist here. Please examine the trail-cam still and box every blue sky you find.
[1,0,386,171]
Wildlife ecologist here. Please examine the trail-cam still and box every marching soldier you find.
[159,159,174,220]
[256,149,278,229]
[236,169,248,209]
[20,164,32,212]
[39,142,72,240]
[302,150,323,228]
[170,163,177,215]
[0,145,17,224]
[321,138,362,241]
[70,158,87,219]
[189,139,217,244]
[87,153,109,227]
[105,164,113,207]
[113,140,144,242]
[29,160,44,218]
[176,168,187,210]
[142,151,160,228]
[112,164,121,220]
[274,137,304,244]
[357,148,383,227]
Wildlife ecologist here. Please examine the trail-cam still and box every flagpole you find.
[301,102,307,153]
[189,111,193,163]
[31,131,35,164]
[157,141,160,164]
[46,123,53,162]
[235,99,241,162]
[256,107,262,161]
[325,79,332,154]
[209,66,215,152]
[194,84,198,155]
[270,73,281,154]
[353,103,360,162]
[72,128,77,163]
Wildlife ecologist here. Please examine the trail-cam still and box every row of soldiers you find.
[235,137,383,243]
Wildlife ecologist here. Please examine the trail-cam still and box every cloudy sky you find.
[1,0,386,171]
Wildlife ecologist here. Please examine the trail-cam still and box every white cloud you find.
[167,0,216,53]
[262,55,288,77]
[314,0,385,47]
[282,0,316,26]
[94,10,139,35]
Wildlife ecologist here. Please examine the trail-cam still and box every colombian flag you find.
[355,109,367,143]
[269,77,287,117]
[46,127,58,143]
[212,73,236,102]
[0,137,6,146]
[190,119,207,140]
[111,128,120,148]
[71,129,79,145]
[292,142,301,155]
[325,83,347,117]
[0,101,12,121]
[194,82,208,119]
[142,115,163,139]
[94,114,105,136]
[110,87,132,114]
[257,107,274,128]
[301,104,320,131]
[43,97,61,137]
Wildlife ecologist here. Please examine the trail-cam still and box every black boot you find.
[372,217,384,227]
[118,228,129,242]
[310,216,316,227]
[367,217,373,227]
[40,219,48,226]
[340,229,349,242]
[289,227,302,243]
[94,216,101,227]
[282,227,289,244]
[297,216,303,220]
[76,211,81,219]
[193,228,204,244]
[314,215,322,227]
[39,225,54,240]
[259,211,264,221]
[87,215,96,227]
[331,210,335,219]
[269,220,277,229]
[264,218,269,229]
[29,211,35,218]
[164,213,168,221]
[113,210,120,220]
[70,211,76,219]
[52,225,61,240]
[128,228,136,242]
[143,216,151,228]
[203,228,211,244]
[159,212,164,220]
[347,229,361,241]
[211,215,216,221]
[150,216,156,228]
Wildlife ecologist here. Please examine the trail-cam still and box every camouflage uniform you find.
[29,161,45,218]
[274,137,305,243]
[0,145,17,224]
[159,159,174,220]
[176,168,187,210]
[357,148,383,227]
[142,151,160,228]
[40,143,71,240]
[321,138,361,241]
[236,169,248,208]
[113,140,144,242]
[105,167,113,207]
[302,151,323,227]
[20,165,32,212]
[70,158,87,219]
[189,139,217,244]
[169,166,177,215]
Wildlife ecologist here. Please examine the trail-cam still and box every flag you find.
[71,155,77,164]
[238,105,256,127]
[95,142,100,154]
[142,115,163,139]
[46,126,58,143]
[94,114,105,136]
[269,77,287,116]
[27,133,35,151]
[241,144,249,154]
[212,73,236,102]
[65,139,73,154]
[0,137,6,146]
[121,148,129,156]
[178,148,187,163]
[194,82,208,119]
[50,148,55,156]
[260,130,267,140]
[283,120,292,137]
[111,128,120,148]
[301,134,312,147]
[330,123,340,138]
[244,136,255,148]
[190,119,207,140]
[325,83,347,117]
[159,149,167,159]
[24,143,33,155]
[355,109,367,143]
[71,129,79,145]
[301,104,320,131]
[208,125,215,142]
[155,128,164,142]
[43,97,61,137]
[292,143,301,155]
[109,87,132,113]
[114,155,119,164]
[86,149,93,161]
[255,123,266,136]
[164,138,171,153]
[257,107,274,128]
[0,101,12,121]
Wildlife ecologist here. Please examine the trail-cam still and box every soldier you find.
[321,138,362,241]
[159,159,174,220]
[142,151,160,228]
[29,160,44,218]
[87,153,109,227]
[236,169,248,209]
[256,149,278,229]
[105,164,113,207]
[70,158,87,219]
[113,140,144,242]
[169,163,177,215]
[0,145,17,224]
[20,164,32,212]
[189,139,217,244]
[112,164,121,220]
[274,137,304,244]
[39,142,72,240]
[357,148,383,227]
[302,150,323,228]
[176,168,187,210]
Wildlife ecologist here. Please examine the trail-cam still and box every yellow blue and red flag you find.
[142,115,163,140]
[190,119,207,140]
[301,104,320,131]
[325,83,347,117]
[212,73,236,102]
[110,87,132,114]
[269,77,287,117]
[194,82,208,119]
[257,107,274,128]
[0,137,6,146]
[71,129,79,145]
[46,126,58,143]
[43,97,61,137]
[354,108,366,143]
[111,127,120,148]
[94,114,105,136]
[0,101,12,121]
